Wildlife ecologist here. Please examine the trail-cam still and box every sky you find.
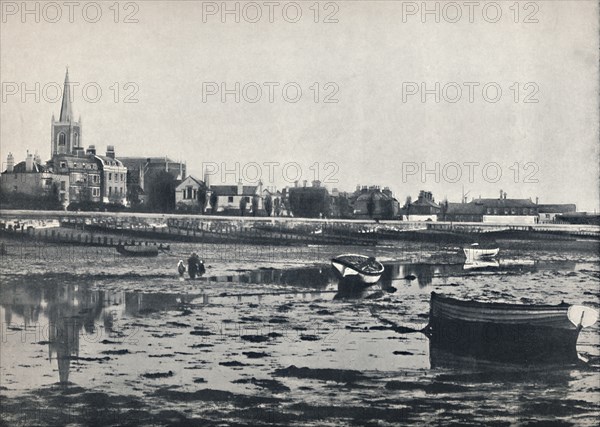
[1,0,598,211]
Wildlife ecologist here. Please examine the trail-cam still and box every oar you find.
[567,305,599,328]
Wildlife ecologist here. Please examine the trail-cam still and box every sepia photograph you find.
[0,0,599,425]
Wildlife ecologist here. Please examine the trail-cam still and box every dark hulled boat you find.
[116,244,167,257]
[426,292,591,364]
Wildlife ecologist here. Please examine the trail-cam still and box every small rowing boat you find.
[331,254,384,284]
[463,243,499,262]
[116,244,168,257]
[426,292,598,363]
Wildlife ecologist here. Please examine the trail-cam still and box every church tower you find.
[51,69,82,156]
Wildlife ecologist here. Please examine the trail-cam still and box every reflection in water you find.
[0,258,567,384]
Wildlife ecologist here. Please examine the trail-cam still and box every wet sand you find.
[0,239,598,426]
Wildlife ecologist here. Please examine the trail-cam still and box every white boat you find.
[331,254,384,284]
[463,243,499,262]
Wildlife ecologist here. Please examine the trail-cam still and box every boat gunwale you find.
[331,254,385,276]
[431,292,570,312]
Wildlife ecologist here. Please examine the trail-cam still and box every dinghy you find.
[331,254,384,284]
[116,244,161,257]
[426,292,598,363]
[463,243,499,262]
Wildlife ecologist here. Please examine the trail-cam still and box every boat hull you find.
[463,247,499,261]
[116,245,159,257]
[427,292,580,364]
[331,254,384,284]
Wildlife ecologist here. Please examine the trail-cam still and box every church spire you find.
[59,67,72,122]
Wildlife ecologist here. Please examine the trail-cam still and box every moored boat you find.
[463,243,499,261]
[116,244,167,257]
[426,292,598,363]
[331,254,384,284]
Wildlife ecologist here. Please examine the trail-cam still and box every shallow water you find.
[1,239,599,426]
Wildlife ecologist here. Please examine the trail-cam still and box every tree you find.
[239,196,247,216]
[264,194,273,217]
[147,171,177,212]
[274,198,281,216]
[251,194,260,217]
[367,193,375,220]
[209,191,218,214]
[404,196,412,220]
[197,187,207,214]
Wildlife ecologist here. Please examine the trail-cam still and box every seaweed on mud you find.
[219,361,248,367]
[141,371,174,379]
[273,365,365,383]
[232,377,290,393]
[101,349,130,355]
[240,335,270,343]
[385,381,470,394]
[152,387,281,405]
[242,351,270,359]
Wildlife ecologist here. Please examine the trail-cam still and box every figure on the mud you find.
[187,252,205,279]
[177,260,186,277]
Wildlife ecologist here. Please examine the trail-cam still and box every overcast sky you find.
[1,0,598,210]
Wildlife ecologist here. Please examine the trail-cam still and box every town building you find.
[120,157,186,206]
[402,190,441,221]
[442,192,539,223]
[175,175,207,211]
[1,152,54,197]
[208,180,263,215]
[537,204,577,223]
[353,185,400,220]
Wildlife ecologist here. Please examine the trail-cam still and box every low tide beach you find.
[1,238,599,426]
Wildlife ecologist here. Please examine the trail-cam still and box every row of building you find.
[0,70,580,223]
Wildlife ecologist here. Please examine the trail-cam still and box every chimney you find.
[237,179,243,196]
[535,197,539,204]
[499,189,503,199]
[6,153,14,173]
[25,152,33,172]
[74,146,84,157]
[106,145,115,159]
[312,180,321,188]
[86,145,96,155]
[33,151,41,164]
[503,191,507,200]
[303,180,307,187]
[258,179,263,194]
[203,167,211,188]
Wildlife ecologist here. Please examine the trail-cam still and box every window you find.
[119,187,122,195]
[60,162,67,168]
[60,181,66,190]
[109,187,112,195]
[121,173,124,181]
[109,173,112,181]
[245,197,250,202]
[74,133,79,146]
[58,132,66,146]
[186,186,193,199]
[228,196,234,203]
[73,163,77,168]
